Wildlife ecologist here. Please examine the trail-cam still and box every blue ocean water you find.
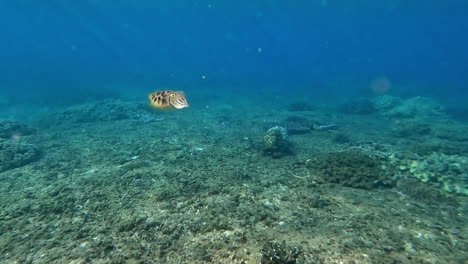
[1,1,467,105]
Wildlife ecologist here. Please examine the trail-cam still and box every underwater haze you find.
[1,1,468,264]
[1,1,468,105]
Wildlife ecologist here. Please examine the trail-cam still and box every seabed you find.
[0,95,467,263]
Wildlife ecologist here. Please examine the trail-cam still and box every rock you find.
[0,140,41,172]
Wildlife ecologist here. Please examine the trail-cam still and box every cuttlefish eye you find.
[170,94,175,97]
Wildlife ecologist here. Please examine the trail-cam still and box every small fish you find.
[148,90,189,110]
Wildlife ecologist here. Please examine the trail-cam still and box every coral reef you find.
[38,99,163,127]
[263,126,291,158]
[0,120,37,139]
[260,240,301,264]
[0,140,41,172]
[310,151,392,189]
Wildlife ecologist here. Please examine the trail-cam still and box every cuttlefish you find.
[148,90,189,109]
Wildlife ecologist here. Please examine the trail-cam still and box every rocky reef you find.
[309,151,393,189]
[0,139,41,172]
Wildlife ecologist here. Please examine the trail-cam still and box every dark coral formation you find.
[0,140,41,172]
[0,120,36,139]
[310,151,391,189]
[260,240,301,264]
